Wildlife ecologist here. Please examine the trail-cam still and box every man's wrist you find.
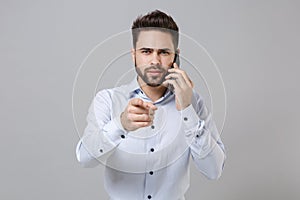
[180,104,200,129]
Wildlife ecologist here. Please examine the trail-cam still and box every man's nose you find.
[151,52,161,65]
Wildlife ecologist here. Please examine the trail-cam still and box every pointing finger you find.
[143,101,157,110]
[130,98,144,107]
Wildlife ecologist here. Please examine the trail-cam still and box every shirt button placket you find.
[147,119,156,200]
[147,148,155,199]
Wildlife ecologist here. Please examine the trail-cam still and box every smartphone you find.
[172,52,180,68]
[164,52,179,90]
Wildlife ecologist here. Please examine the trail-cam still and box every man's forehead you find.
[136,30,174,50]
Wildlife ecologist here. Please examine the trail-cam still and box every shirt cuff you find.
[180,104,204,130]
[102,114,128,144]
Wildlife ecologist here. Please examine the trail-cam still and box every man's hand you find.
[163,63,194,111]
[120,98,158,131]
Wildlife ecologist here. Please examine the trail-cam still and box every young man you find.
[76,10,226,200]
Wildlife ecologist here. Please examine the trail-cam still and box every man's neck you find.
[137,77,167,102]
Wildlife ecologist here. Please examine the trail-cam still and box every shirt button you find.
[151,125,155,129]
[196,134,200,138]
[99,149,103,153]
[149,171,153,175]
[121,134,125,139]
[150,148,155,152]
[147,195,152,199]
[184,117,188,121]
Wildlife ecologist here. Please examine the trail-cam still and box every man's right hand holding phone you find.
[163,63,194,111]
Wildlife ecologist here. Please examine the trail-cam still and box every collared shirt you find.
[76,77,226,200]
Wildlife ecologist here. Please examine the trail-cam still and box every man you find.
[76,10,226,200]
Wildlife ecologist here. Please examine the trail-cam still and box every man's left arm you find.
[181,93,226,180]
[163,63,226,180]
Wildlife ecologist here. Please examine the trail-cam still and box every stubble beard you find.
[135,66,168,87]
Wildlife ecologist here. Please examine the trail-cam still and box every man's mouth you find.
[147,70,162,75]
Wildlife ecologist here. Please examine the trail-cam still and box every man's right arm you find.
[76,89,127,168]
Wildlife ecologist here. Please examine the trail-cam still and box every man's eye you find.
[160,51,170,55]
[141,50,151,54]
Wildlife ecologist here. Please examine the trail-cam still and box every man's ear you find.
[176,48,180,55]
[131,48,135,63]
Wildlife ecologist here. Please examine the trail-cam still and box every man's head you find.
[131,10,180,87]
[131,10,179,50]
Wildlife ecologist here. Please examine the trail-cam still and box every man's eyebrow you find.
[137,48,172,51]
[159,48,172,52]
[138,47,153,51]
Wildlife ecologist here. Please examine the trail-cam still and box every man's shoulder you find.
[95,83,132,100]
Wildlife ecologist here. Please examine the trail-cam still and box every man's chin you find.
[146,79,165,87]
[146,82,161,87]
[145,75,166,87]
[139,74,166,87]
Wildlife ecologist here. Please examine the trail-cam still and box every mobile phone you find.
[164,52,179,90]
[172,52,180,68]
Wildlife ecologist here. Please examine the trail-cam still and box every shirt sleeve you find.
[75,89,127,168]
[181,91,226,180]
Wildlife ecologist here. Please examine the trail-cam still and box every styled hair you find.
[131,10,179,50]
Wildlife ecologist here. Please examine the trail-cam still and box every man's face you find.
[132,30,176,87]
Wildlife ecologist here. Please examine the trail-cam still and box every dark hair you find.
[131,10,179,49]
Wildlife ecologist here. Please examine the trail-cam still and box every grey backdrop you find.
[1,0,299,199]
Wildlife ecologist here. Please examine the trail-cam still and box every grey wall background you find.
[1,0,299,199]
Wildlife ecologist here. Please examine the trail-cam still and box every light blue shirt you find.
[76,77,226,200]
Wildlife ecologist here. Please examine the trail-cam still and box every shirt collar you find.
[125,76,141,95]
[124,76,174,102]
